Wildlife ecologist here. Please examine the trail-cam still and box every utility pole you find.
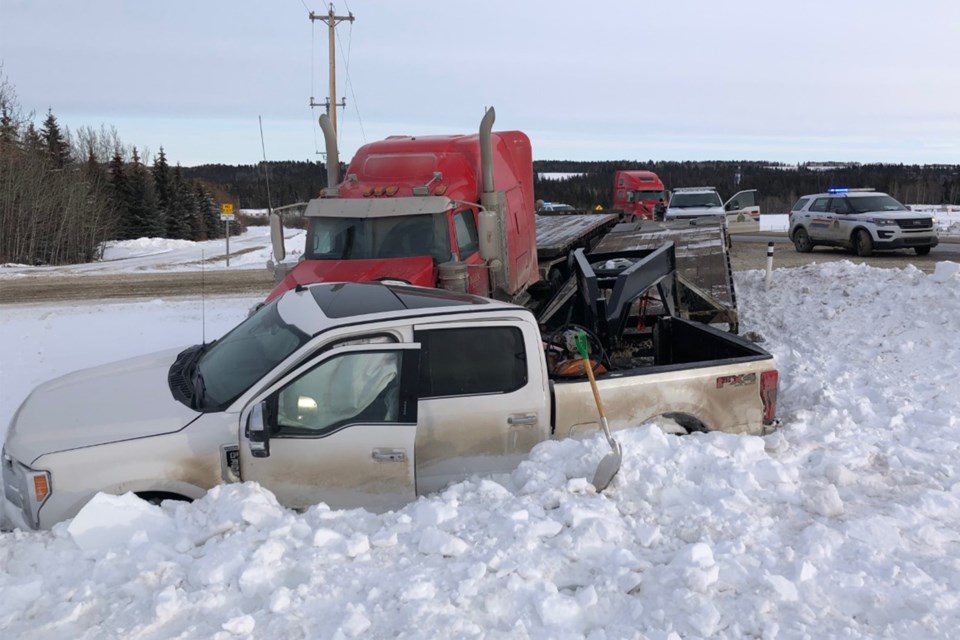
[309,4,355,137]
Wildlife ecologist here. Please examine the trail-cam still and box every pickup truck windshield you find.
[194,301,309,411]
[670,193,723,208]
[848,195,907,213]
[306,214,450,262]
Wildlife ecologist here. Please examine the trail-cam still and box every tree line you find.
[533,160,960,213]
[1,72,230,266]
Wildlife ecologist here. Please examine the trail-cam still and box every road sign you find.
[220,203,235,221]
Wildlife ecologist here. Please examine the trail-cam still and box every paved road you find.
[3,235,958,304]
[730,232,960,274]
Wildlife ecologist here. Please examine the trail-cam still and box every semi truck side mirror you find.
[246,401,271,458]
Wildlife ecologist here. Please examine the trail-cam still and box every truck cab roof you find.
[276,281,525,337]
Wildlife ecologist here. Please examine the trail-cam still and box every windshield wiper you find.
[192,368,206,411]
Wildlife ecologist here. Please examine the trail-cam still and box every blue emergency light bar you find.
[828,188,875,194]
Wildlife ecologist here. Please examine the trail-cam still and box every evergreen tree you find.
[0,106,17,154]
[22,122,43,156]
[152,147,178,237]
[108,150,133,239]
[126,147,163,238]
[40,110,71,168]
[169,164,195,240]
[194,183,221,240]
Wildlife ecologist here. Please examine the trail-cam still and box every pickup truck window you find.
[274,351,402,436]
[192,302,310,411]
[416,326,527,398]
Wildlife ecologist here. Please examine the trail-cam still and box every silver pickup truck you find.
[4,267,779,530]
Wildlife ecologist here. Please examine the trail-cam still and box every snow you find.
[2,232,960,638]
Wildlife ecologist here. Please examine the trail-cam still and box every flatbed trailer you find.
[534,213,620,282]
[593,218,739,331]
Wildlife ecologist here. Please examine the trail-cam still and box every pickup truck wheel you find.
[137,491,192,506]
[854,229,874,257]
[792,228,813,253]
[915,246,932,256]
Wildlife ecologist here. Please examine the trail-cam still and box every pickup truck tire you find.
[915,246,932,256]
[137,491,192,506]
[854,229,874,257]
[792,228,813,253]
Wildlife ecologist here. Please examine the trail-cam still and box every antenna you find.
[259,115,274,216]
[201,249,206,345]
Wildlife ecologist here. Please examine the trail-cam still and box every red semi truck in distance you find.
[611,170,667,221]
[266,108,615,305]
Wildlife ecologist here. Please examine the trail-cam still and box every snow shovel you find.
[575,332,622,491]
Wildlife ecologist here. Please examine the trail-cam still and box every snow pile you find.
[1,260,960,638]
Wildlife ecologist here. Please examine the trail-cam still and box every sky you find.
[3,230,960,637]
[2,0,959,167]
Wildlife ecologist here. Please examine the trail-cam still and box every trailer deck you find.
[592,218,739,331]
[535,213,620,259]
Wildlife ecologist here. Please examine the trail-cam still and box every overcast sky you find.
[2,0,959,167]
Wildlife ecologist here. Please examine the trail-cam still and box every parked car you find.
[788,188,939,257]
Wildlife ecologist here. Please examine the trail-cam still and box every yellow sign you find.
[221,203,234,214]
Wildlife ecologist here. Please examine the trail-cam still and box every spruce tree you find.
[153,147,178,237]
[108,150,134,239]
[126,147,163,238]
[169,165,195,240]
[40,110,71,168]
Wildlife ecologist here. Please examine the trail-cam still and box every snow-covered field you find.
[2,232,960,638]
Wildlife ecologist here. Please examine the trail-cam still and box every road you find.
[2,235,958,304]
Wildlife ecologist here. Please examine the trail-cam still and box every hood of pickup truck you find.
[5,348,201,465]
[267,256,436,301]
[667,206,725,219]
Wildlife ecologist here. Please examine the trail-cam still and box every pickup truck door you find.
[238,343,421,513]
[724,189,760,220]
[827,196,854,243]
[411,319,550,495]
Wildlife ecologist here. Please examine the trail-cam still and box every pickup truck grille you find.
[896,218,933,230]
[2,451,24,510]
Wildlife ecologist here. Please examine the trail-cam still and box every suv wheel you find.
[793,228,813,253]
[915,246,932,256]
[854,229,874,257]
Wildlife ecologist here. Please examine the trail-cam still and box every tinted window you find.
[306,213,449,261]
[453,210,479,258]
[809,198,830,213]
[829,198,851,214]
[195,301,310,410]
[848,195,908,212]
[669,192,723,208]
[274,351,402,436]
[791,198,809,211]
[416,326,527,397]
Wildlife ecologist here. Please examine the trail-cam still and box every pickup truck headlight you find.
[2,449,51,529]
[867,218,897,226]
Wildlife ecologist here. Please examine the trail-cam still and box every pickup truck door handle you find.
[508,414,538,426]
[371,448,407,462]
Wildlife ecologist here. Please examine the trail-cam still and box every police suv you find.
[789,188,939,257]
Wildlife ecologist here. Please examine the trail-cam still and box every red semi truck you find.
[611,170,667,221]
[266,108,615,305]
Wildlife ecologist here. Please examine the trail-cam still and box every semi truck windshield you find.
[306,213,450,261]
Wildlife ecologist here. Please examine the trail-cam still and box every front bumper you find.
[873,235,939,250]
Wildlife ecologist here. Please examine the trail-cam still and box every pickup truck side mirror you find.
[246,401,270,458]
